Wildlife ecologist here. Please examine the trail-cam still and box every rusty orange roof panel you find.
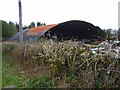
[27,24,58,36]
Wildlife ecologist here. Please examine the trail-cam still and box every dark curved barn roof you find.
[46,20,106,41]
[8,20,106,42]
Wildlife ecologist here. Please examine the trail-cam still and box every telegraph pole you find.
[118,1,120,41]
[18,0,23,52]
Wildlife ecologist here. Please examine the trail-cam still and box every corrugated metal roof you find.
[8,24,58,42]
[27,24,58,36]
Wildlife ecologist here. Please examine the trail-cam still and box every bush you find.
[2,42,17,54]
[10,40,120,88]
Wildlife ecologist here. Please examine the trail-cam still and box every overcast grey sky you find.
[0,0,119,29]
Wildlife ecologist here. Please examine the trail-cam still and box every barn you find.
[8,20,106,42]
[46,20,106,41]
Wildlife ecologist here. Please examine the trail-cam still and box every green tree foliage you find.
[15,23,19,32]
[43,23,46,25]
[37,21,41,26]
[105,28,117,40]
[37,21,46,27]
[30,22,35,28]
[1,20,17,39]
[2,20,9,38]
[106,28,112,40]
[0,20,2,38]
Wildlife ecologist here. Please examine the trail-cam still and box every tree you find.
[15,23,19,32]
[1,20,17,39]
[37,21,41,26]
[105,28,113,40]
[9,22,17,36]
[37,21,46,27]
[43,23,46,25]
[2,20,9,38]
[30,22,35,28]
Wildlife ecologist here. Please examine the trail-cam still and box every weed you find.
[2,40,120,88]
[2,54,26,88]
[27,76,54,88]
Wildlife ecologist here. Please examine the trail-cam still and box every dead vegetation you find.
[2,40,120,88]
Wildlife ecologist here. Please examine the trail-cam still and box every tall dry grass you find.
[2,40,120,88]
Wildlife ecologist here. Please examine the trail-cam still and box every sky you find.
[0,0,119,29]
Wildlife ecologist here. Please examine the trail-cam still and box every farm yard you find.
[1,20,120,89]
[2,39,120,88]
[1,0,120,89]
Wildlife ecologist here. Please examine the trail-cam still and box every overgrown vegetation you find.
[2,40,120,88]
[2,54,25,88]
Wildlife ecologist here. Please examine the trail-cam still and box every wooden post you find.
[118,2,120,41]
[18,0,23,52]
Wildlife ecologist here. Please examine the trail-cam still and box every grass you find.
[0,56,2,89]
[0,42,2,89]
[2,53,55,88]
[27,76,54,88]
[2,54,26,88]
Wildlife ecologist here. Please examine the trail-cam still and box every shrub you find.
[2,42,17,54]
[10,40,120,88]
